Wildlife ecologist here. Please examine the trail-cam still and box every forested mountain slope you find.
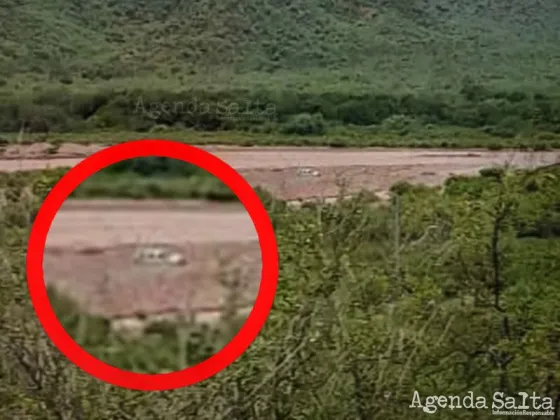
[2,0,559,90]
[1,0,559,138]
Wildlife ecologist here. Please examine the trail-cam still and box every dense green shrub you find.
[71,157,237,200]
[2,86,560,142]
[280,112,326,135]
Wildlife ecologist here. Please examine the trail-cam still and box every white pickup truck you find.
[133,246,187,266]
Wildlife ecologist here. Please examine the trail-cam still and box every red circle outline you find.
[26,140,278,391]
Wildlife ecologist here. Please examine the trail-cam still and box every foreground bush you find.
[0,158,237,202]
[0,164,559,418]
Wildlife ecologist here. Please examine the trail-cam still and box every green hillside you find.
[3,0,560,89]
[1,0,560,142]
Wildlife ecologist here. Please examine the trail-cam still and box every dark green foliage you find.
[101,156,202,177]
[3,88,560,142]
[0,160,236,201]
[71,157,237,200]
[280,113,326,135]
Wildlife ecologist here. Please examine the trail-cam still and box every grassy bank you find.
[72,157,236,200]
[0,157,237,201]
[71,173,235,200]
[3,126,560,150]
